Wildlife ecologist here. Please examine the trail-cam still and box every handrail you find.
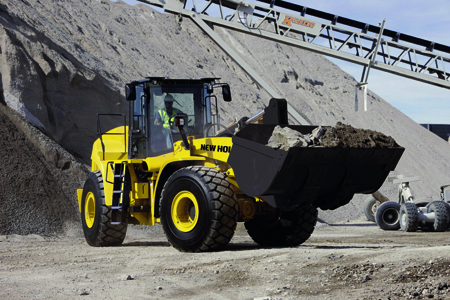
[96,114,127,161]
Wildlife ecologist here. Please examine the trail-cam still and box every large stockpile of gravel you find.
[0,104,88,235]
[0,0,449,233]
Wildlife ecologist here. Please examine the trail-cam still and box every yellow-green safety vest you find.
[158,108,179,130]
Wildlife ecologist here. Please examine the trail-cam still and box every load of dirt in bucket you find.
[267,122,400,151]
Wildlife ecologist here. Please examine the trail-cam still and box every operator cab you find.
[125,77,231,159]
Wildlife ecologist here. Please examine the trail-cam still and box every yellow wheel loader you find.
[77,77,404,252]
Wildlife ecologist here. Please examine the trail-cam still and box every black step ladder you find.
[108,161,130,225]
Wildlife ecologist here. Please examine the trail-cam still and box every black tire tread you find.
[400,202,419,232]
[85,171,127,247]
[160,166,238,252]
[445,202,450,229]
[245,205,318,247]
[428,201,449,232]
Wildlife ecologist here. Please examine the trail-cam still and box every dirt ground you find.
[1,220,450,300]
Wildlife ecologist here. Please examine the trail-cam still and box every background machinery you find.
[366,176,450,232]
[77,78,403,251]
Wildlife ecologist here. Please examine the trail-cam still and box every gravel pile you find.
[0,105,88,235]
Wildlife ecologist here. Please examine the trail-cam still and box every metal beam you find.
[188,13,310,124]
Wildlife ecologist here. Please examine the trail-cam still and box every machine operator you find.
[154,94,183,130]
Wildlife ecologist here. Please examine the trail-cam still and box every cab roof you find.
[130,77,221,85]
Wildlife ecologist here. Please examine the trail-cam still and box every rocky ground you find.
[1,220,450,300]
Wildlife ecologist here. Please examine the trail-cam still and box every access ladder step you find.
[113,190,124,194]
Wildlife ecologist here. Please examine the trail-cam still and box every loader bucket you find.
[227,124,404,211]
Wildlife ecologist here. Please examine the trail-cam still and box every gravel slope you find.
[0,104,87,234]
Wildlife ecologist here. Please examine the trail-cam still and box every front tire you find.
[160,166,238,252]
[244,205,318,247]
[81,171,127,246]
[375,201,400,231]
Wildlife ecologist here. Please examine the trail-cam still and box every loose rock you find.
[267,125,311,150]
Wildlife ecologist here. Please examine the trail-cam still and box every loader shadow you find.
[306,244,402,250]
[327,223,378,227]
[121,240,393,251]
[123,241,171,247]
[122,241,264,251]
[224,243,264,251]
[224,243,395,251]
[122,240,269,251]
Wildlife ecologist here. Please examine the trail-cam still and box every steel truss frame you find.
[140,0,450,115]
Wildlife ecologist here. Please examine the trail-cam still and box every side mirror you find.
[222,84,232,102]
[125,84,136,101]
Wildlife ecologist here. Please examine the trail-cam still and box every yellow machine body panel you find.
[77,125,240,226]
[90,125,128,173]
[189,137,233,163]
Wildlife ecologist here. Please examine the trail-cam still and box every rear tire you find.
[399,202,419,232]
[364,196,380,222]
[245,205,318,247]
[375,201,400,231]
[445,202,450,229]
[427,201,449,232]
[81,171,127,246]
[160,166,238,252]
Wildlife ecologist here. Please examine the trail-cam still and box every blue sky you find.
[115,0,449,124]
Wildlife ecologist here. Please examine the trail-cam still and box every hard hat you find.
[164,94,175,102]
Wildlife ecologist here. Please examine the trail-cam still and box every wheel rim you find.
[84,192,96,229]
[400,211,406,227]
[171,191,199,232]
[382,208,399,225]
[370,201,381,215]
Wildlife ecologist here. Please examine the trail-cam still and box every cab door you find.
[130,83,148,158]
